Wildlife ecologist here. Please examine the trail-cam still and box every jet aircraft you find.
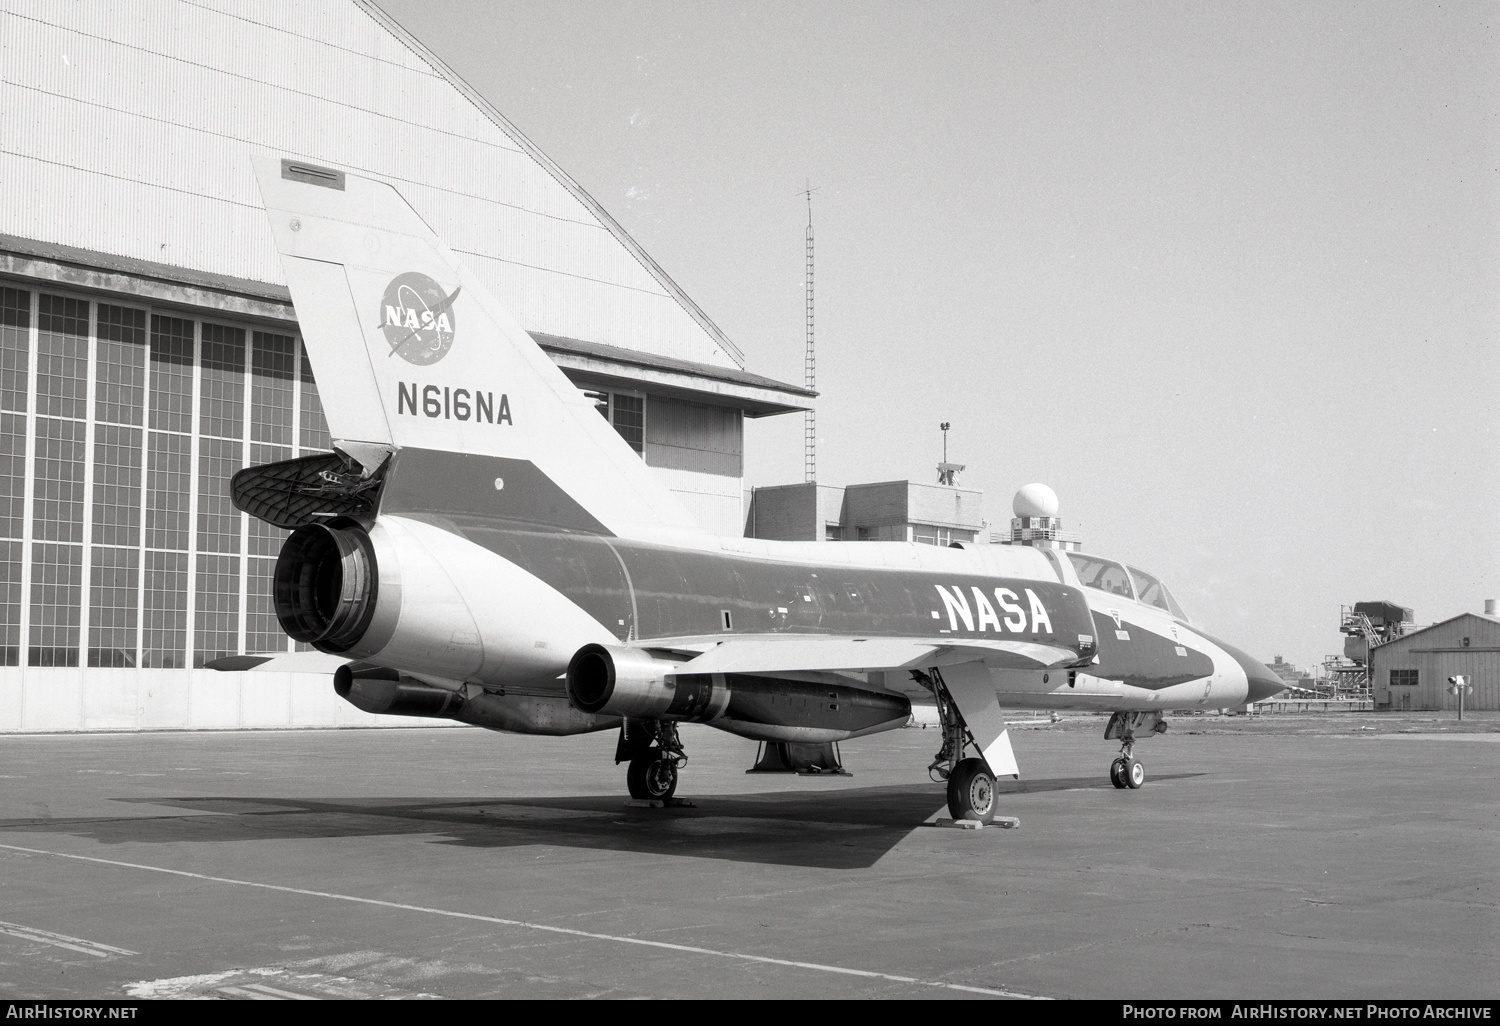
[231,157,1286,824]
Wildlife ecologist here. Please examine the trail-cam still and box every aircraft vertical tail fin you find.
[250,155,703,539]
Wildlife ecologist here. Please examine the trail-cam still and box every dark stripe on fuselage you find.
[398,512,1092,655]
[1089,610,1215,689]
[379,448,612,536]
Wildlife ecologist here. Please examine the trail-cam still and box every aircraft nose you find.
[1237,650,1287,704]
[1203,635,1287,704]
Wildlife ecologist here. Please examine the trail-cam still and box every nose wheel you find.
[1104,712,1163,790]
[1110,755,1145,789]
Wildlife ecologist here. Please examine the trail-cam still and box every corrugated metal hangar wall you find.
[0,0,809,731]
[1369,613,1500,712]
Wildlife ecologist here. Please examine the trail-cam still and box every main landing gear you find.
[912,668,997,824]
[1104,711,1167,789]
[616,719,687,801]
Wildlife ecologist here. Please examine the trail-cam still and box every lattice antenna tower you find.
[802,180,818,483]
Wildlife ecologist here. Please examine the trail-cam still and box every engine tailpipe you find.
[566,643,726,720]
[334,663,463,718]
[275,519,379,653]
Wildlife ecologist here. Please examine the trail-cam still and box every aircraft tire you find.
[946,758,996,824]
[1125,758,1145,789]
[627,750,678,800]
[1110,758,1128,789]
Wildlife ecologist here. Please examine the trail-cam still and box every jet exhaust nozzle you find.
[274,519,379,653]
[565,643,727,720]
[566,644,911,739]
[333,663,463,718]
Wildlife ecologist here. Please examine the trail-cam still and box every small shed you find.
[1368,612,1500,711]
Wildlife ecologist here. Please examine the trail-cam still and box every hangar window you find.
[142,551,187,669]
[149,315,195,433]
[37,294,89,420]
[245,555,284,653]
[194,552,240,668]
[299,350,331,452]
[197,327,246,670]
[0,287,24,666]
[88,545,138,667]
[145,431,191,551]
[0,416,21,541]
[251,331,296,447]
[91,423,142,548]
[1068,553,1134,598]
[28,542,81,666]
[33,416,86,544]
[1390,669,1418,687]
[611,393,644,453]
[587,390,646,455]
[0,287,29,416]
[97,305,146,427]
[200,323,246,440]
[0,539,19,666]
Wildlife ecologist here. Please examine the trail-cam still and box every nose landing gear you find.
[1105,711,1164,789]
[1109,750,1145,789]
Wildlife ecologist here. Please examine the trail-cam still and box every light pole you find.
[1447,675,1473,721]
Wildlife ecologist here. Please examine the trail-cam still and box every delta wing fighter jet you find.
[231,158,1284,823]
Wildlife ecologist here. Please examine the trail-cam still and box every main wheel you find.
[946,757,996,824]
[1125,758,1145,789]
[1109,757,1128,789]
[627,751,678,800]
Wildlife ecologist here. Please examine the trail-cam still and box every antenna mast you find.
[802,180,817,483]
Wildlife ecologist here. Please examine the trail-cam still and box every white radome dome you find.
[1013,483,1059,519]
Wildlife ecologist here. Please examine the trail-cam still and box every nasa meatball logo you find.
[380,272,461,365]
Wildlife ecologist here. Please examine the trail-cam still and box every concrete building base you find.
[0,669,452,732]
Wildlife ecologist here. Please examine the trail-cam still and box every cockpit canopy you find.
[1067,553,1189,622]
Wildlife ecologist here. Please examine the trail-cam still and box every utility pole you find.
[802,180,817,484]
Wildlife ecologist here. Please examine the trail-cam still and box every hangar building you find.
[0,0,809,730]
[1367,610,1500,712]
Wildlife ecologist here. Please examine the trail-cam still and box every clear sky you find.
[376,0,1498,671]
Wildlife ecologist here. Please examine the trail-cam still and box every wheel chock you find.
[932,816,1019,830]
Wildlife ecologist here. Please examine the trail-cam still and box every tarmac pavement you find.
[0,711,1494,999]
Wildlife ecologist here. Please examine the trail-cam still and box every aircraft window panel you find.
[1067,553,1135,598]
[1163,587,1189,623]
[1127,566,1172,612]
